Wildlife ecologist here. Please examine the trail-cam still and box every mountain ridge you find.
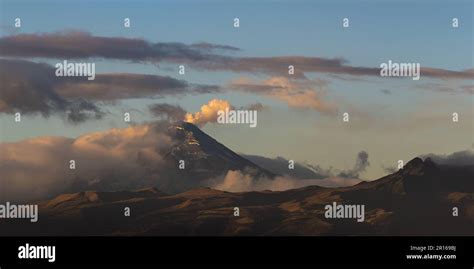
[1,155,472,236]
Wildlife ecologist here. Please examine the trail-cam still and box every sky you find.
[0,0,473,181]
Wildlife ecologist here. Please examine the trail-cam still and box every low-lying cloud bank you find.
[0,121,175,202]
[242,155,328,179]
[209,170,361,193]
[210,151,370,192]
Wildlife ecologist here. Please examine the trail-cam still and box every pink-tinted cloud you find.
[231,77,338,115]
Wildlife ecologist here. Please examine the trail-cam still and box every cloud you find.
[0,121,180,202]
[420,150,474,166]
[242,155,327,179]
[215,58,473,80]
[245,151,370,181]
[419,67,474,80]
[183,99,267,127]
[2,32,472,80]
[56,73,219,101]
[231,77,337,115]
[209,170,361,192]
[65,100,105,123]
[149,100,267,127]
[193,56,353,79]
[190,42,240,52]
[210,171,300,192]
[300,151,370,180]
[217,151,371,192]
[337,151,370,178]
[0,59,219,121]
[0,31,236,62]
[184,99,232,127]
[242,102,267,111]
[0,59,103,123]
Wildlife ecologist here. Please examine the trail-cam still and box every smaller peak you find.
[401,156,438,176]
[405,157,423,167]
[400,157,424,175]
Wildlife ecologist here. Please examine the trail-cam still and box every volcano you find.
[165,121,275,181]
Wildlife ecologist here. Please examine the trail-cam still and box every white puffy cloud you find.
[0,122,173,202]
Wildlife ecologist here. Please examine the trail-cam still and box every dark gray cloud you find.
[190,42,240,52]
[354,151,370,172]
[0,59,103,123]
[1,32,472,80]
[0,59,219,121]
[0,31,236,62]
[420,150,474,166]
[337,151,370,178]
[65,99,104,123]
[57,73,219,101]
[242,102,267,111]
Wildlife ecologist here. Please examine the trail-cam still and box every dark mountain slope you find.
[2,158,472,236]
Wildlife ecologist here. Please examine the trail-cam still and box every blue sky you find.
[2,0,472,67]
